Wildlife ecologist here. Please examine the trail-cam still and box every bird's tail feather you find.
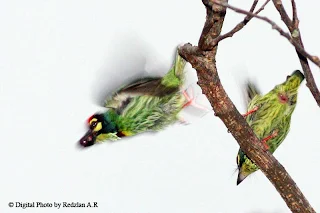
[245,80,261,105]
[173,49,187,81]
[161,48,187,88]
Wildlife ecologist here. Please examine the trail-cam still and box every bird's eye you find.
[289,99,296,105]
[286,75,291,80]
[91,121,97,128]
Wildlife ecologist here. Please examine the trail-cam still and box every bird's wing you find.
[104,48,185,111]
[244,80,262,107]
[104,77,178,111]
[104,77,160,109]
[160,50,186,88]
[118,77,162,96]
[245,93,264,125]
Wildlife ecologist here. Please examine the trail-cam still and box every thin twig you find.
[212,0,320,67]
[255,0,271,14]
[272,0,293,30]
[213,0,320,106]
[211,0,271,46]
[291,0,299,27]
[249,0,259,13]
[271,0,320,106]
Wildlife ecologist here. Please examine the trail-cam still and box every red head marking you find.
[279,93,288,103]
[87,114,95,124]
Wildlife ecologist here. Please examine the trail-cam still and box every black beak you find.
[79,130,96,147]
[236,172,247,185]
[236,177,242,186]
[292,70,305,82]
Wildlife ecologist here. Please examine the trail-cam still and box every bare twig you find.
[272,0,292,29]
[211,0,271,46]
[291,0,299,27]
[271,0,320,106]
[179,0,316,212]
[212,0,320,68]
[255,0,271,14]
[249,0,259,13]
[213,0,320,106]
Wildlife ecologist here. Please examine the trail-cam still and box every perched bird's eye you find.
[289,99,296,106]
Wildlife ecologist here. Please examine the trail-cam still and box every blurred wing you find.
[104,77,161,110]
[104,77,178,113]
[245,80,261,107]
[245,93,269,129]
[245,83,263,124]
[118,77,162,96]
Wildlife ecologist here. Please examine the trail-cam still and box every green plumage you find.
[79,48,188,147]
[104,91,185,136]
[236,70,305,185]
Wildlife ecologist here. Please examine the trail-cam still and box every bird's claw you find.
[261,141,269,151]
[261,130,278,151]
[243,106,259,117]
[182,89,210,111]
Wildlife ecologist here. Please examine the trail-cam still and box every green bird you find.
[236,70,305,185]
[79,48,201,147]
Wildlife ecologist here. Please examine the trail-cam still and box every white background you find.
[0,0,319,212]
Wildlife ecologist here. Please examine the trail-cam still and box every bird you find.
[236,70,305,185]
[78,48,206,147]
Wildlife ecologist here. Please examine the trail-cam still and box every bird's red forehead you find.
[87,114,95,123]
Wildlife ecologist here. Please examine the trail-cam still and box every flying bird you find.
[79,48,207,147]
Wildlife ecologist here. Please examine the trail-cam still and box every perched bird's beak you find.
[79,130,96,147]
[285,70,305,89]
[237,172,248,185]
[292,70,305,82]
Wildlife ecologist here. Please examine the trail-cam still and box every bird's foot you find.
[261,130,278,151]
[182,89,211,111]
[261,140,269,151]
[242,106,259,117]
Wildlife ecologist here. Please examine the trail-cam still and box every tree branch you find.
[213,0,320,107]
[211,0,271,47]
[179,0,316,212]
[291,0,299,28]
[254,0,271,14]
[198,0,228,50]
[271,0,320,107]
[212,1,320,68]
[272,0,292,29]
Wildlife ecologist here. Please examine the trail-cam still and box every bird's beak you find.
[292,70,305,82]
[286,70,305,89]
[237,172,248,185]
[79,129,96,147]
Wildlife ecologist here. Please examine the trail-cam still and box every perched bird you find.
[236,70,305,185]
[79,48,203,147]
